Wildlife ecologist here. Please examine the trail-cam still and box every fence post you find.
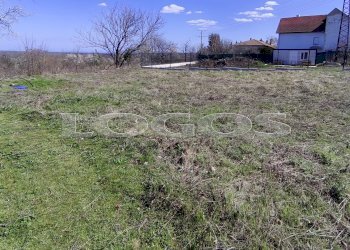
[309,49,311,67]
[247,53,250,68]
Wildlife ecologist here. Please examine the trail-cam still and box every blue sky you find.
[1,0,344,52]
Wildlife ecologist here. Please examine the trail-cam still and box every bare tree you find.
[208,33,222,53]
[221,39,234,53]
[22,38,47,76]
[141,35,177,65]
[80,4,163,68]
[266,35,278,46]
[0,2,24,33]
[145,35,176,54]
[207,33,233,54]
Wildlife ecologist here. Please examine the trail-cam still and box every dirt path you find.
[142,61,197,69]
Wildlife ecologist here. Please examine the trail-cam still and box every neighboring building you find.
[233,39,276,54]
[274,8,344,65]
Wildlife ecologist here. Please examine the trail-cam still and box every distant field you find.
[0,68,349,249]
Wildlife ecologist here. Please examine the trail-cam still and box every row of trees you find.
[1,1,277,70]
[206,33,234,54]
[80,5,199,68]
[1,1,195,69]
[0,2,161,68]
[201,33,278,54]
[0,0,197,76]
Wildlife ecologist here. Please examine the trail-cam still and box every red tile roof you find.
[236,39,276,48]
[277,15,327,34]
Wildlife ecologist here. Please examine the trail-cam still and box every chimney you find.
[296,14,300,17]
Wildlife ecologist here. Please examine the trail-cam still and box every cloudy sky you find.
[1,0,344,51]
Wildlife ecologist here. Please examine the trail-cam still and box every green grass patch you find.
[0,68,349,248]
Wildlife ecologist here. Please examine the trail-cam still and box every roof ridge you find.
[236,39,276,48]
[281,14,327,20]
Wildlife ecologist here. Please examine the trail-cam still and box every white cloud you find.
[239,11,259,16]
[161,4,185,14]
[187,19,218,28]
[265,1,279,6]
[239,11,274,19]
[235,1,277,23]
[235,18,253,23]
[185,10,203,15]
[255,13,274,18]
[98,2,107,7]
[255,6,274,11]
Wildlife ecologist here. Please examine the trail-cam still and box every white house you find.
[274,8,344,65]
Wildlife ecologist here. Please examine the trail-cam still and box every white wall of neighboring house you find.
[273,50,317,65]
[275,9,346,65]
[325,12,342,51]
[277,32,326,50]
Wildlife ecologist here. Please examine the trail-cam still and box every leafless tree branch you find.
[79,4,164,68]
[0,3,24,33]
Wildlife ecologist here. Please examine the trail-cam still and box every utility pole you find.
[200,31,204,49]
[198,30,208,50]
[336,0,350,69]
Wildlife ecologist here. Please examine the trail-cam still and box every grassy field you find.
[0,68,349,249]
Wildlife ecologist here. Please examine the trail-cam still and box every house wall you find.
[278,32,326,51]
[273,50,317,65]
[273,50,289,64]
[325,12,343,51]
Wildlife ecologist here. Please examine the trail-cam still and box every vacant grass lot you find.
[0,68,349,249]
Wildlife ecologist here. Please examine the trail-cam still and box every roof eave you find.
[278,30,325,34]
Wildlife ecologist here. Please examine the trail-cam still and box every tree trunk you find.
[114,51,120,68]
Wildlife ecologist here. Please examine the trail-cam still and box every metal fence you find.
[316,51,337,64]
[140,50,349,68]
[140,53,197,66]
[195,53,273,69]
[141,52,275,69]
[197,53,273,64]
[318,51,350,66]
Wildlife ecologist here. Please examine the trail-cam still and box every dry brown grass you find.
[0,68,349,249]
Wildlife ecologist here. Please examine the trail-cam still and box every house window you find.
[313,37,320,45]
[301,52,309,60]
